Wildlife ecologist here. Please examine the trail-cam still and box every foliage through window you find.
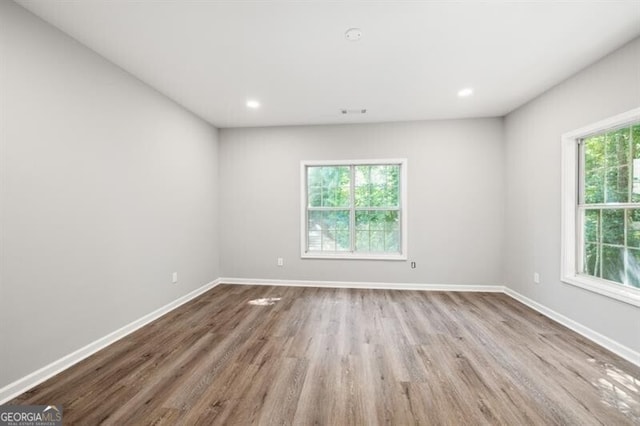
[301,160,407,259]
[562,109,640,306]
[580,123,640,288]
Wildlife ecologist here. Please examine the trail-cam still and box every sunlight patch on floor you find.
[248,297,281,306]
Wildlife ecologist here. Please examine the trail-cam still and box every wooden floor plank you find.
[7,284,640,425]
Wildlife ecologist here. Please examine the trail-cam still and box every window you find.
[301,159,407,260]
[561,108,640,306]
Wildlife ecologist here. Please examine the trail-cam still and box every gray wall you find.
[504,37,640,353]
[0,1,220,387]
[220,119,504,285]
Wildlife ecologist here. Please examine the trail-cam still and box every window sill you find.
[301,252,407,261]
[561,274,640,307]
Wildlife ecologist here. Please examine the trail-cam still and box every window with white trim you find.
[301,159,407,260]
[561,108,640,306]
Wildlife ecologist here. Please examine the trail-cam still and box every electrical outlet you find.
[172,272,178,283]
[533,272,540,284]
[277,257,284,267]
[410,261,416,269]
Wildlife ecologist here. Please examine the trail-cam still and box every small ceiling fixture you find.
[246,99,260,109]
[457,88,474,97]
[341,108,367,115]
[345,28,362,41]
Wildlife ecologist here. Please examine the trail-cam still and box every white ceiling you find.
[15,0,640,128]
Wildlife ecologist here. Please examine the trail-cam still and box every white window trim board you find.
[560,107,640,307]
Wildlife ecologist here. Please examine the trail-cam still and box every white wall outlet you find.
[172,272,178,283]
[533,272,540,284]
[277,257,284,267]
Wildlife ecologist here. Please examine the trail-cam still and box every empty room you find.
[1,0,639,424]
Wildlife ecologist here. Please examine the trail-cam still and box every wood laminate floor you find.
[9,284,640,425]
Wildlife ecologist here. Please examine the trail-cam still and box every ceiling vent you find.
[341,109,367,115]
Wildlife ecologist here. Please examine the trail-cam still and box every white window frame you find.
[300,158,408,260]
[561,107,640,307]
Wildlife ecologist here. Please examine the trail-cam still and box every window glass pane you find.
[602,209,624,246]
[581,207,640,286]
[384,210,401,252]
[584,168,604,204]
[307,210,350,251]
[354,166,370,206]
[583,242,600,278]
[355,231,369,252]
[370,231,385,252]
[384,211,400,232]
[584,209,600,243]
[335,231,350,251]
[584,136,605,204]
[605,166,629,203]
[584,129,631,204]
[601,129,630,203]
[356,210,384,235]
[602,245,624,284]
[627,248,640,288]
[585,135,605,170]
[628,209,640,249]
[355,165,399,207]
[605,129,630,168]
[307,166,350,207]
[355,210,400,253]
[633,159,640,203]
[307,210,322,251]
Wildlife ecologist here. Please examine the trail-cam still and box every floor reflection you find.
[248,297,281,306]
[591,360,640,420]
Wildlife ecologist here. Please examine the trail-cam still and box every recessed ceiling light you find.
[345,28,362,41]
[246,99,260,109]
[457,88,474,97]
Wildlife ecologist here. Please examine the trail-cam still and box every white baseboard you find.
[219,277,505,293]
[504,288,640,367]
[0,279,221,405]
